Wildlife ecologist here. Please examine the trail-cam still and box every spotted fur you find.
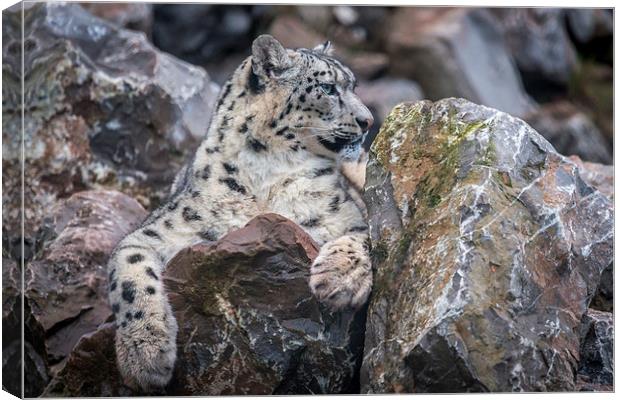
[108,35,374,392]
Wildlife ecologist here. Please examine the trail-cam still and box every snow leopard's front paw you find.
[309,235,372,311]
[115,311,178,393]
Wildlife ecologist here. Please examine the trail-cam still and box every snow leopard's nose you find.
[355,115,373,131]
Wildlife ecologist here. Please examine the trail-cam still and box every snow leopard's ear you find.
[313,40,334,56]
[251,35,292,79]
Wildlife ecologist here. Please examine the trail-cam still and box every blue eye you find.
[320,83,336,96]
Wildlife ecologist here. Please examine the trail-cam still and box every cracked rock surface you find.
[361,98,613,393]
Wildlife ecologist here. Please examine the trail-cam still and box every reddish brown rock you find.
[44,214,365,396]
[26,191,146,368]
[42,323,133,397]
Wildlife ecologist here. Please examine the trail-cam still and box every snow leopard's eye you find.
[320,83,337,96]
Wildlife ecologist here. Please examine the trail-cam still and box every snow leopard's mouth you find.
[340,131,367,160]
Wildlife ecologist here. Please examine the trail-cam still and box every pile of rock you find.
[2,3,613,396]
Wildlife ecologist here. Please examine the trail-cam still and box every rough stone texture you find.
[44,214,365,396]
[42,323,134,397]
[385,8,535,117]
[568,156,613,202]
[2,3,219,246]
[3,340,50,398]
[589,263,613,314]
[361,99,614,393]
[492,9,577,95]
[2,258,23,398]
[356,78,424,147]
[79,2,153,34]
[576,309,613,391]
[269,15,389,80]
[26,191,145,375]
[524,101,612,164]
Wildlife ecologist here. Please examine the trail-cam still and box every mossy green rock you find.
[361,98,613,393]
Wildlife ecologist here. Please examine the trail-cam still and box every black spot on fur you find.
[146,267,159,281]
[164,220,173,229]
[127,254,144,264]
[192,190,201,198]
[206,146,220,154]
[121,281,136,303]
[112,303,120,314]
[121,321,127,328]
[329,195,340,212]
[269,120,277,128]
[348,226,368,233]
[168,201,179,211]
[134,311,144,320]
[146,286,156,295]
[110,281,117,291]
[239,122,248,133]
[182,207,202,221]
[198,229,218,241]
[313,71,319,76]
[247,136,267,152]
[238,90,246,98]
[313,167,334,177]
[305,86,313,93]
[284,102,293,116]
[299,94,306,102]
[275,127,287,136]
[143,229,161,239]
[125,312,133,321]
[223,162,238,174]
[318,136,350,152]
[219,178,247,194]
[301,218,321,228]
[216,82,232,110]
[202,165,211,180]
[248,65,264,94]
[285,133,295,140]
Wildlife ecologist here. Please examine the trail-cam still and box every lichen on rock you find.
[361,98,613,393]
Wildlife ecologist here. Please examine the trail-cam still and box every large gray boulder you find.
[491,9,577,94]
[385,8,535,117]
[361,98,613,392]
